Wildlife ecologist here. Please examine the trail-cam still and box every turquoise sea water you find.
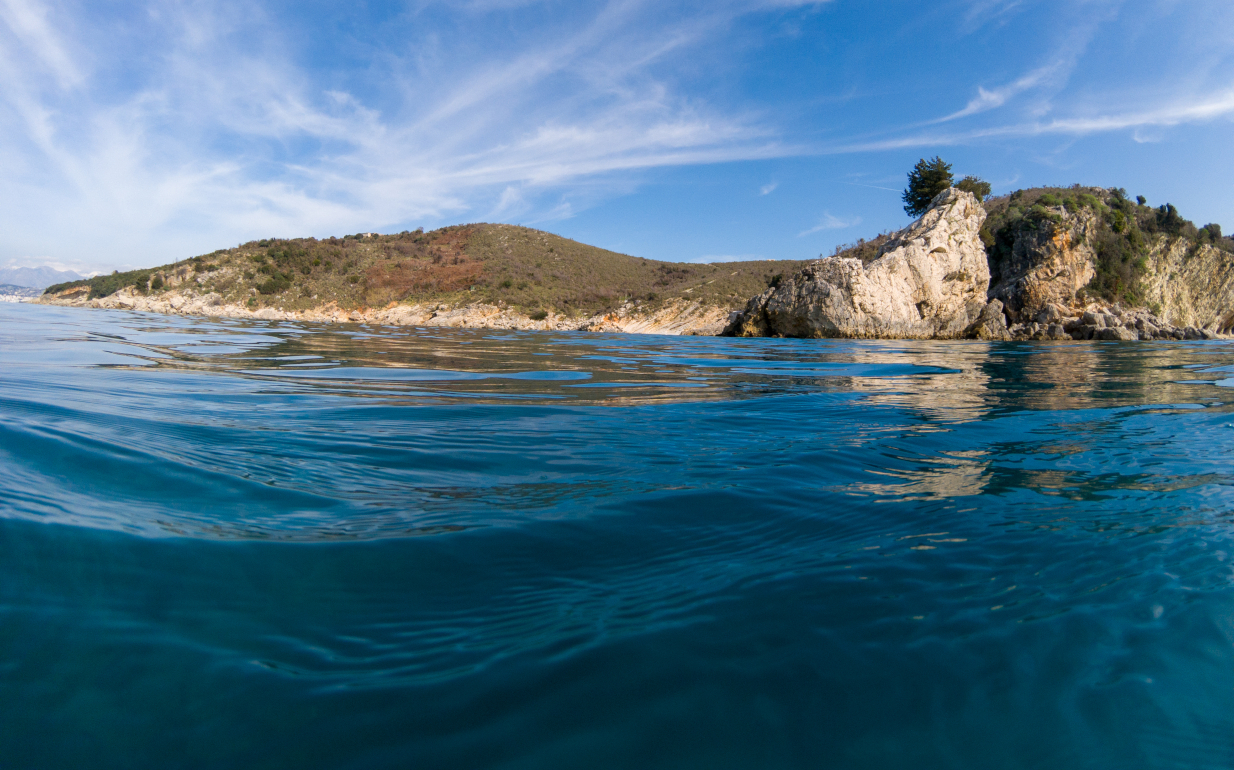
[3,302,1234,769]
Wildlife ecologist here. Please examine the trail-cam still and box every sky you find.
[1,0,1231,273]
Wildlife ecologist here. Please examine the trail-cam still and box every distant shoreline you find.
[34,287,734,336]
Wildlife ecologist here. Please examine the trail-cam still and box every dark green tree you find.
[955,175,992,200]
[902,157,954,217]
[1156,203,1185,235]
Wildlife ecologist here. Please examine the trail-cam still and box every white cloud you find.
[798,212,860,237]
[935,60,1071,123]
[827,89,1234,154]
[1,0,1230,273]
[0,0,81,87]
[0,0,808,270]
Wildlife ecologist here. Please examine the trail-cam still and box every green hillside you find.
[46,224,811,316]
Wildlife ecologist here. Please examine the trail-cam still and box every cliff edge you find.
[725,189,996,339]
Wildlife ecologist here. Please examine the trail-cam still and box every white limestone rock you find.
[725,188,990,339]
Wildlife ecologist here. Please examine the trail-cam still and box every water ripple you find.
[4,303,1234,768]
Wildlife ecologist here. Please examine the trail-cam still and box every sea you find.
[2,301,1233,769]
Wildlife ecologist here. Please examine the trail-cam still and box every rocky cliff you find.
[983,187,1234,339]
[1139,240,1234,332]
[725,189,995,339]
[727,185,1233,342]
[986,209,1099,322]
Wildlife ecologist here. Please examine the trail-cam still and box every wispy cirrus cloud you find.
[831,90,1234,154]
[1,0,1231,271]
[934,60,1072,123]
[0,0,818,268]
[798,212,860,237]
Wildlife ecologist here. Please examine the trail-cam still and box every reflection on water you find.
[3,303,1234,770]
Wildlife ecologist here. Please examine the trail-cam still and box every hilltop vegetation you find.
[46,224,810,316]
[982,186,1231,307]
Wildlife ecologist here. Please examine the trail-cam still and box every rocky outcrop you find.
[983,194,1234,336]
[34,287,728,336]
[725,188,992,338]
[964,298,1012,340]
[1139,240,1234,333]
[987,211,1098,323]
[1005,301,1220,341]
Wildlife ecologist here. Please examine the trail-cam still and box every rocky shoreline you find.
[1007,302,1222,341]
[34,186,1234,342]
[35,285,732,336]
[725,188,1232,342]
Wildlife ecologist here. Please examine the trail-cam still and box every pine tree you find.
[902,157,954,217]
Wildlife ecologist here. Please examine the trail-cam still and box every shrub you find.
[1110,210,1127,233]
[348,275,359,284]
[956,175,992,200]
[529,310,549,320]
[257,274,291,294]
[902,157,954,217]
[150,275,164,291]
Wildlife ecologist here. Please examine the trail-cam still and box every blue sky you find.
[1,0,1231,273]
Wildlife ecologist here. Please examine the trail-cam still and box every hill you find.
[1,265,83,289]
[44,224,810,321]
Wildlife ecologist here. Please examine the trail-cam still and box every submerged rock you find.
[725,189,990,339]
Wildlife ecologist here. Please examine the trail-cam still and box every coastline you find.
[34,287,735,336]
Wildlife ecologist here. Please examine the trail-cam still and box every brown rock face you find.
[986,212,1097,322]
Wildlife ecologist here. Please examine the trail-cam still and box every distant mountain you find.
[0,284,42,301]
[0,265,84,289]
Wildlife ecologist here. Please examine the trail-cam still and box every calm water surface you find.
[2,302,1234,769]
